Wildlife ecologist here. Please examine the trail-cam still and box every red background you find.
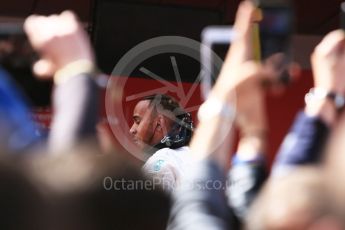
[34,70,313,167]
[98,70,313,167]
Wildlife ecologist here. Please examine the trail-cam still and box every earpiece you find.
[158,112,193,149]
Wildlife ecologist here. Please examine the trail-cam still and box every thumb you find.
[314,30,345,58]
[33,59,56,78]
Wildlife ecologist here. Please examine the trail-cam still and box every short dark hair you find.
[140,94,193,148]
[141,94,186,118]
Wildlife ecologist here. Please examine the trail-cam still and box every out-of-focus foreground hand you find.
[217,1,287,160]
[24,11,94,78]
[211,0,259,101]
[306,30,345,125]
[190,1,277,167]
[311,30,345,94]
[211,0,278,102]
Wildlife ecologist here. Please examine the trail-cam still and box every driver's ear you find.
[155,114,168,134]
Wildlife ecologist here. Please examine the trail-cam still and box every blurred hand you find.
[311,30,345,94]
[190,1,279,165]
[211,0,257,100]
[305,30,345,125]
[24,11,94,77]
[214,1,271,134]
[210,1,285,158]
[211,1,279,100]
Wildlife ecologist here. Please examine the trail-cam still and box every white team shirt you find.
[142,146,192,192]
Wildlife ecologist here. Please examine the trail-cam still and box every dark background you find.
[1,0,342,34]
[1,0,343,106]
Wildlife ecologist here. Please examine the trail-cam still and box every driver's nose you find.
[130,123,137,135]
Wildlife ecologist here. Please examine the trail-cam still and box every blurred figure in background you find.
[0,155,46,230]
[246,18,345,230]
[0,10,171,230]
[0,67,42,152]
[0,35,43,151]
[23,11,100,153]
[323,29,345,223]
[28,146,171,230]
[246,167,342,230]
[168,1,279,229]
[168,1,345,229]
[0,145,171,230]
[0,9,101,230]
[326,110,345,227]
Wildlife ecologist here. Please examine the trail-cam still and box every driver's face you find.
[129,100,157,151]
